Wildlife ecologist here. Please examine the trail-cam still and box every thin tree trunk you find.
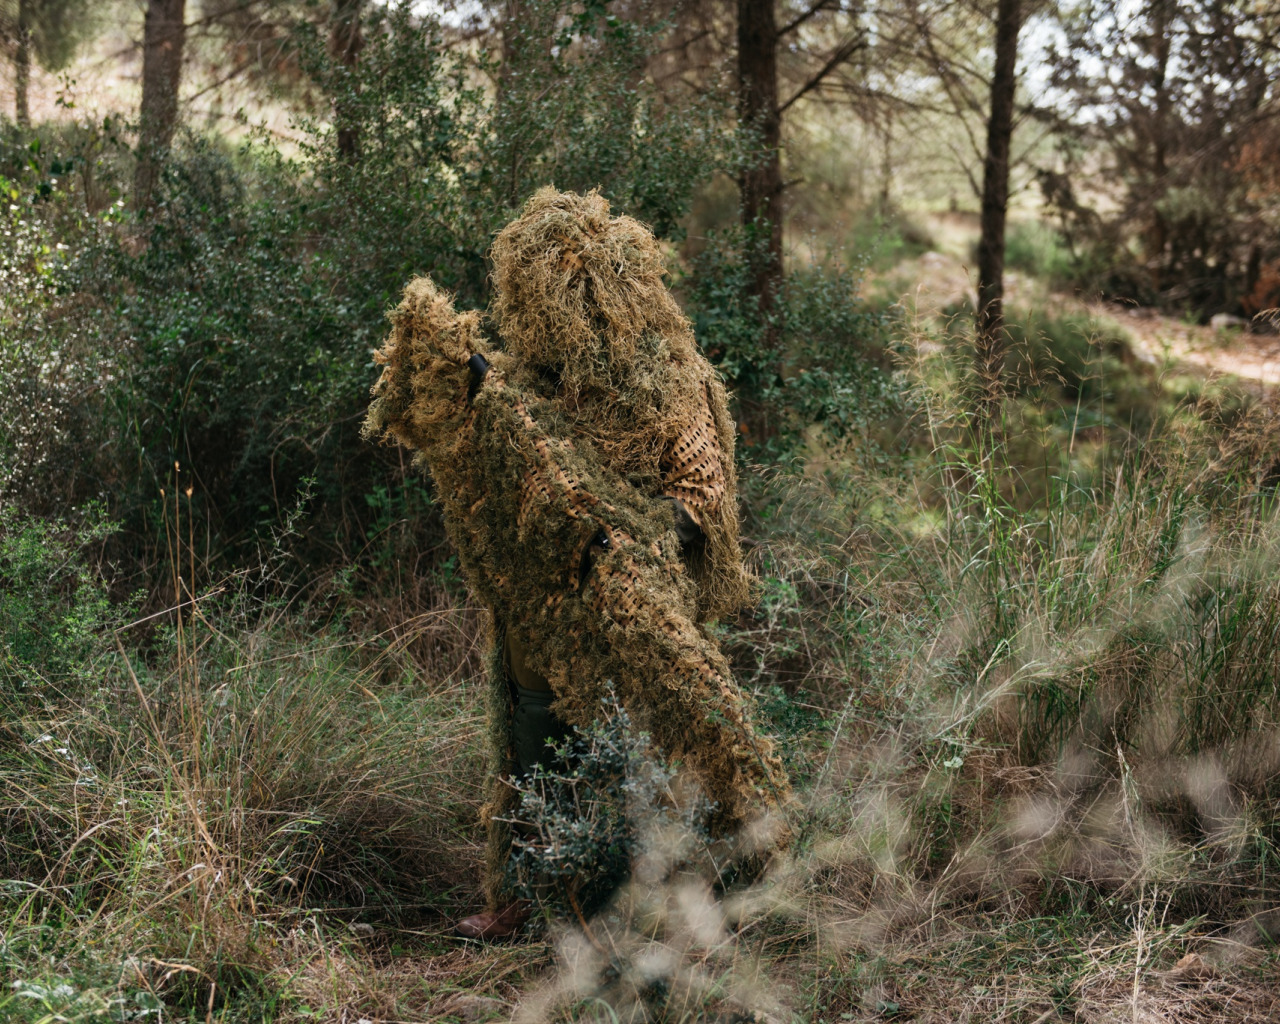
[1146,0,1172,290]
[737,0,783,438]
[134,0,186,210]
[329,0,363,161]
[494,0,524,204]
[497,0,526,104]
[878,114,893,211]
[15,0,30,129]
[974,0,1023,423]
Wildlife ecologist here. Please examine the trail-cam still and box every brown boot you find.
[454,900,532,941]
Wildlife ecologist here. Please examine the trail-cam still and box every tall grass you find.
[0,503,488,1020]
[466,322,1280,1019]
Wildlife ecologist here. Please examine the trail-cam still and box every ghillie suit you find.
[365,200,789,910]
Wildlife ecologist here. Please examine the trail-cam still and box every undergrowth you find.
[0,507,487,1020]
[4,312,1280,1020]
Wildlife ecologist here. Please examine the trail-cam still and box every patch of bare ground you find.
[1097,303,1280,390]
[868,245,1280,391]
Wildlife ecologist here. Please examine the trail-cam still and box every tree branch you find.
[778,36,865,114]
[943,136,983,199]
[778,0,834,39]
[184,58,256,104]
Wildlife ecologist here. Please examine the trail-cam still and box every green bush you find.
[506,696,710,918]
[686,226,899,457]
[0,504,116,693]
[1004,219,1075,287]
[779,263,900,450]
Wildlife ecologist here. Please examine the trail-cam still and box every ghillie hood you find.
[490,188,752,619]
[490,187,697,384]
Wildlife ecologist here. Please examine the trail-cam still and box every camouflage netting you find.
[491,188,751,622]
[364,276,791,908]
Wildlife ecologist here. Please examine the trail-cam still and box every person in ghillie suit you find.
[362,189,791,940]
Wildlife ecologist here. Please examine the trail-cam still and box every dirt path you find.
[1096,302,1280,388]
[869,247,1280,389]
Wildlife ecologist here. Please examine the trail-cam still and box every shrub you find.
[504,696,712,920]
[1003,219,1075,288]
[0,503,116,695]
[685,227,899,457]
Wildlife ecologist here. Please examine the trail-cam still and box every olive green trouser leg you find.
[506,632,571,776]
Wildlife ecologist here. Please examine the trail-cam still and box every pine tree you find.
[1,0,96,127]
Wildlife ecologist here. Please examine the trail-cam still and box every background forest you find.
[2,0,1280,1021]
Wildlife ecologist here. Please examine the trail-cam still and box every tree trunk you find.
[496,0,528,205]
[1146,0,1172,290]
[974,0,1022,424]
[878,114,893,211]
[14,0,30,129]
[497,0,527,102]
[736,0,782,439]
[134,0,186,210]
[329,0,363,161]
